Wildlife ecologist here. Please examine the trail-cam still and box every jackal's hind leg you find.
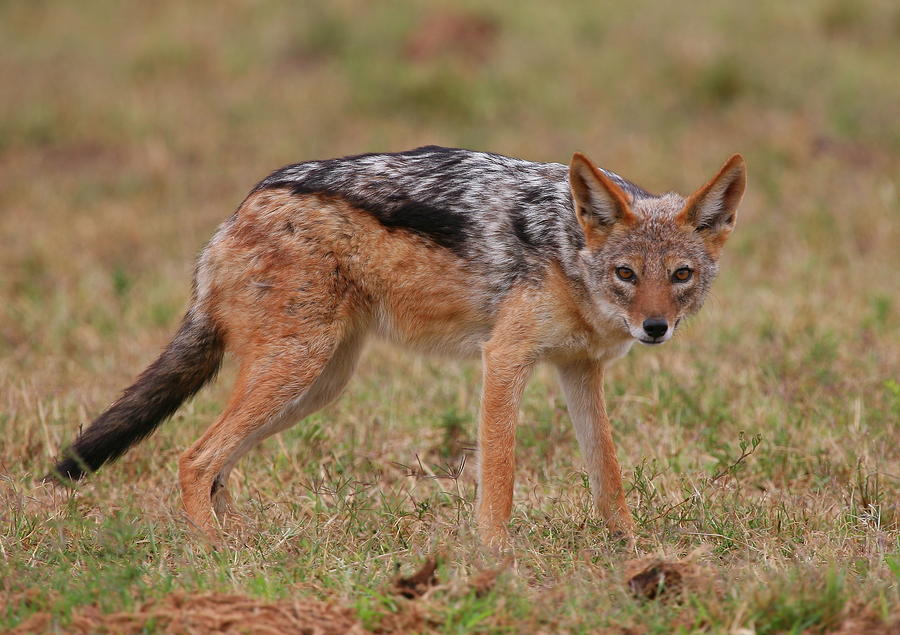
[179,331,362,539]
[208,333,364,523]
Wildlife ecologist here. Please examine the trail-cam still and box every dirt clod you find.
[624,555,706,601]
[627,564,683,599]
[392,557,439,599]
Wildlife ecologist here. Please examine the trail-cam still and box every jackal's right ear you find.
[569,153,635,246]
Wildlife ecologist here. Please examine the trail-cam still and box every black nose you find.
[642,317,668,338]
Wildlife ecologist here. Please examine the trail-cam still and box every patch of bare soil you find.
[10,591,365,635]
[404,9,498,65]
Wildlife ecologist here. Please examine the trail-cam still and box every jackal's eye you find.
[672,267,693,282]
[615,266,636,282]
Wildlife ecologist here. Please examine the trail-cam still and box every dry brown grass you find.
[8,590,364,635]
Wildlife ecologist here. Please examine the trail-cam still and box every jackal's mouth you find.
[625,318,673,345]
[640,317,684,344]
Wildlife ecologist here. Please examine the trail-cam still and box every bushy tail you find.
[49,311,225,481]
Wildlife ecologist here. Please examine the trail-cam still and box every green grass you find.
[1,0,898,632]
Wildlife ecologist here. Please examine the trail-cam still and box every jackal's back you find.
[252,146,649,295]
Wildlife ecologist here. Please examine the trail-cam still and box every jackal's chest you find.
[541,330,635,366]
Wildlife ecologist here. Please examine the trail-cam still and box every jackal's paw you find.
[604,512,635,545]
[181,513,224,550]
[477,523,512,551]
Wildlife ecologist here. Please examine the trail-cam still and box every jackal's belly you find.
[372,302,492,357]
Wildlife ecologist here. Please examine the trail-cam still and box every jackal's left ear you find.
[569,153,635,246]
[678,154,746,254]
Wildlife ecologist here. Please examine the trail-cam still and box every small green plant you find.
[748,568,847,634]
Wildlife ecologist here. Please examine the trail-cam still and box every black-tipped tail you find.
[48,311,225,482]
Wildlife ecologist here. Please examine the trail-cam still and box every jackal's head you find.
[569,153,746,345]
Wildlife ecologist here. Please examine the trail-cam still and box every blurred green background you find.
[2,0,897,326]
[2,0,897,392]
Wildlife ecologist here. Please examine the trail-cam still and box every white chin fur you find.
[630,327,673,345]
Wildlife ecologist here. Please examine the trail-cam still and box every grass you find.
[1,0,898,632]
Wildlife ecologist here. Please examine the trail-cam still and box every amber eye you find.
[672,267,693,282]
[616,266,636,282]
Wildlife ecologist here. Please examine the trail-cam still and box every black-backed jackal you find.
[50,146,746,544]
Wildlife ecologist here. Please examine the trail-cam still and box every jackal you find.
[50,146,746,543]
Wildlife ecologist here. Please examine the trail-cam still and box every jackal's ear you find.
[678,154,746,254]
[569,153,635,245]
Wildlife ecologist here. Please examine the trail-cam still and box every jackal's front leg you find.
[556,358,634,537]
[476,340,534,546]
